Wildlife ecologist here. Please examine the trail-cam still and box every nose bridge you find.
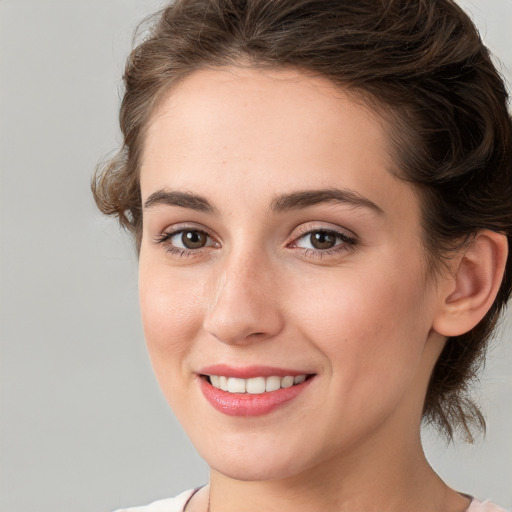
[204,245,283,344]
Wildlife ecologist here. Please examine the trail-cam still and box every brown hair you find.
[92,0,512,441]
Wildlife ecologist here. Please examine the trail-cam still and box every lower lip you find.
[198,377,313,417]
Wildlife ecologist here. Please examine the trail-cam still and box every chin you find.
[196,433,320,482]
[209,458,308,482]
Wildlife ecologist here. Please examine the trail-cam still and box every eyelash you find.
[154,225,358,260]
[287,225,358,259]
[154,226,218,258]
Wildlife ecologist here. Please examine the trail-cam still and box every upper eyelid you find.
[160,223,217,238]
[290,230,355,248]
[154,225,219,248]
[290,223,357,241]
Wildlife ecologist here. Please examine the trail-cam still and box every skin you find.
[138,67,474,512]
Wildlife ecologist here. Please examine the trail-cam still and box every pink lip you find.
[198,371,314,417]
[199,364,309,379]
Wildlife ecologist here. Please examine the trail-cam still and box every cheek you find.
[289,259,432,385]
[138,261,204,383]
[284,264,434,444]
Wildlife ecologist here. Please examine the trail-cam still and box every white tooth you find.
[281,376,294,388]
[266,376,281,392]
[246,377,266,394]
[227,377,246,393]
[219,376,229,391]
[210,375,220,388]
[294,375,306,384]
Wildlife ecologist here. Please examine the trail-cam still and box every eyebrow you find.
[144,190,217,213]
[270,188,383,214]
[143,187,383,215]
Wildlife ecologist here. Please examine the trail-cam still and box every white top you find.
[467,501,510,512]
[114,489,510,512]
[114,489,194,512]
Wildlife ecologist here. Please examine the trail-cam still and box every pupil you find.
[182,230,207,249]
[310,231,336,250]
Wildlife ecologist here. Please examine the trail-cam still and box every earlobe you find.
[433,230,508,337]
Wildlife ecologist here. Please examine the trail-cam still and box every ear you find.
[433,230,508,337]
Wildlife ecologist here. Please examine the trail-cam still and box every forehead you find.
[140,66,418,224]
[143,66,390,167]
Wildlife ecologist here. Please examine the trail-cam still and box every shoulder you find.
[467,499,510,512]
[113,489,196,512]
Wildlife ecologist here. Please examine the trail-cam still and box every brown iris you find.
[181,230,208,249]
[310,231,337,250]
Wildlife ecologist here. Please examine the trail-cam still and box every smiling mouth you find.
[202,374,311,394]
[199,371,315,416]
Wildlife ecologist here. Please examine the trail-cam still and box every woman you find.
[93,0,512,510]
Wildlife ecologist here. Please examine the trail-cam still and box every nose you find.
[203,250,284,345]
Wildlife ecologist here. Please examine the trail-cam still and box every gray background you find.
[0,1,510,511]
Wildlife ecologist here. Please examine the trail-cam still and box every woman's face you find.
[138,67,447,481]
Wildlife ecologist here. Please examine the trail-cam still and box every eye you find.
[174,229,210,249]
[155,227,218,255]
[291,228,357,255]
[303,231,339,250]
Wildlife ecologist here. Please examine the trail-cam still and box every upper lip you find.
[198,364,314,379]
